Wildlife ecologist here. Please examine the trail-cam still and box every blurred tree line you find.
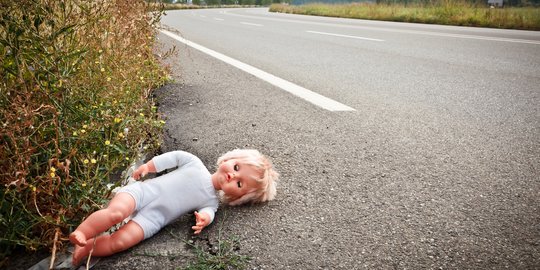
[374,0,540,6]
[157,0,540,6]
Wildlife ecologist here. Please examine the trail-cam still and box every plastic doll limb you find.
[72,220,144,266]
[132,160,156,180]
[70,192,136,246]
[192,211,211,234]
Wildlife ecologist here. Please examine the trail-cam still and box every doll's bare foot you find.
[69,231,87,246]
[72,242,92,266]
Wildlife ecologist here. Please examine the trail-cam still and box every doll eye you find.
[233,164,239,171]
[237,181,242,188]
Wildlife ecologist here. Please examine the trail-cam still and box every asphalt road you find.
[150,8,540,269]
[13,7,537,270]
[160,7,540,113]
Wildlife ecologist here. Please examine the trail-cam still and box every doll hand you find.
[132,161,156,180]
[192,211,210,235]
[132,164,149,180]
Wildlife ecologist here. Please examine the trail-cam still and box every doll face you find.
[215,159,262,199]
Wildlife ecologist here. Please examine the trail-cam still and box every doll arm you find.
[151,151,197,172]
[191,208,215,234]
[132,160,156,180]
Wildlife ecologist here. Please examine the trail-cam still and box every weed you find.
[0,0,168,264]
[174,211,251,270]
[182,235,251,270]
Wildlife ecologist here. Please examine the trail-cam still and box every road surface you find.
[115,7,540,269]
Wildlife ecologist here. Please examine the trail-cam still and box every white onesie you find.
[117,151,219,239]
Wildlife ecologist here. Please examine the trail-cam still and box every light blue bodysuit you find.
[117,151,219,239]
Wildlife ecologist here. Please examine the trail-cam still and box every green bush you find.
[0,0,168,263]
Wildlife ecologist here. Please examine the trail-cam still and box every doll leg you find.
[72,220,144,265]
[70,192,136,246]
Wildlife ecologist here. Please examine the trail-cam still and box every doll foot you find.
[72,244,89,266]
[69,231,87,246]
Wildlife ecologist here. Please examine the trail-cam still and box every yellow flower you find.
[139,76,144,80]
[139,113,144,117]
[84,159,89,164]
[103,154,108,158]
[73,131,78,136]
[125,157,130,161]
[101,68,105,72]
[98,49,103,53]
[91,159,97,164]
[80,129,86,134]
[82,124,88,129]
[137,54,142,57]
[50,172,56,177]
[50,167,56,172]
[107,77,111,82]
[82,182,87,187]
[160,120,166,124]
[105,140,111,145]
[32,186,37,192]
[114,118,122,123]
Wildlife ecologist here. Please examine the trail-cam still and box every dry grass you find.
[270,2,540,30]
[0,0,168,264]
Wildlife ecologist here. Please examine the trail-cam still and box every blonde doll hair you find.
[217,149,279,206]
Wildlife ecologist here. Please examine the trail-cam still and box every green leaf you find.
[50,24,76,40]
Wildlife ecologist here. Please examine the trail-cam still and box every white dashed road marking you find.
[307,30,384,42]
[159,29,355,112]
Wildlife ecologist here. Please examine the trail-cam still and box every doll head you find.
[216,149,279,206]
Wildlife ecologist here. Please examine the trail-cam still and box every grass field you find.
[269,2,540,30]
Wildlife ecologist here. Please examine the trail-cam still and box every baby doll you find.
[69,149,278,266]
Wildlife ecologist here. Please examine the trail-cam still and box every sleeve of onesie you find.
[152,151,196,172]
[198,206,216,224]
